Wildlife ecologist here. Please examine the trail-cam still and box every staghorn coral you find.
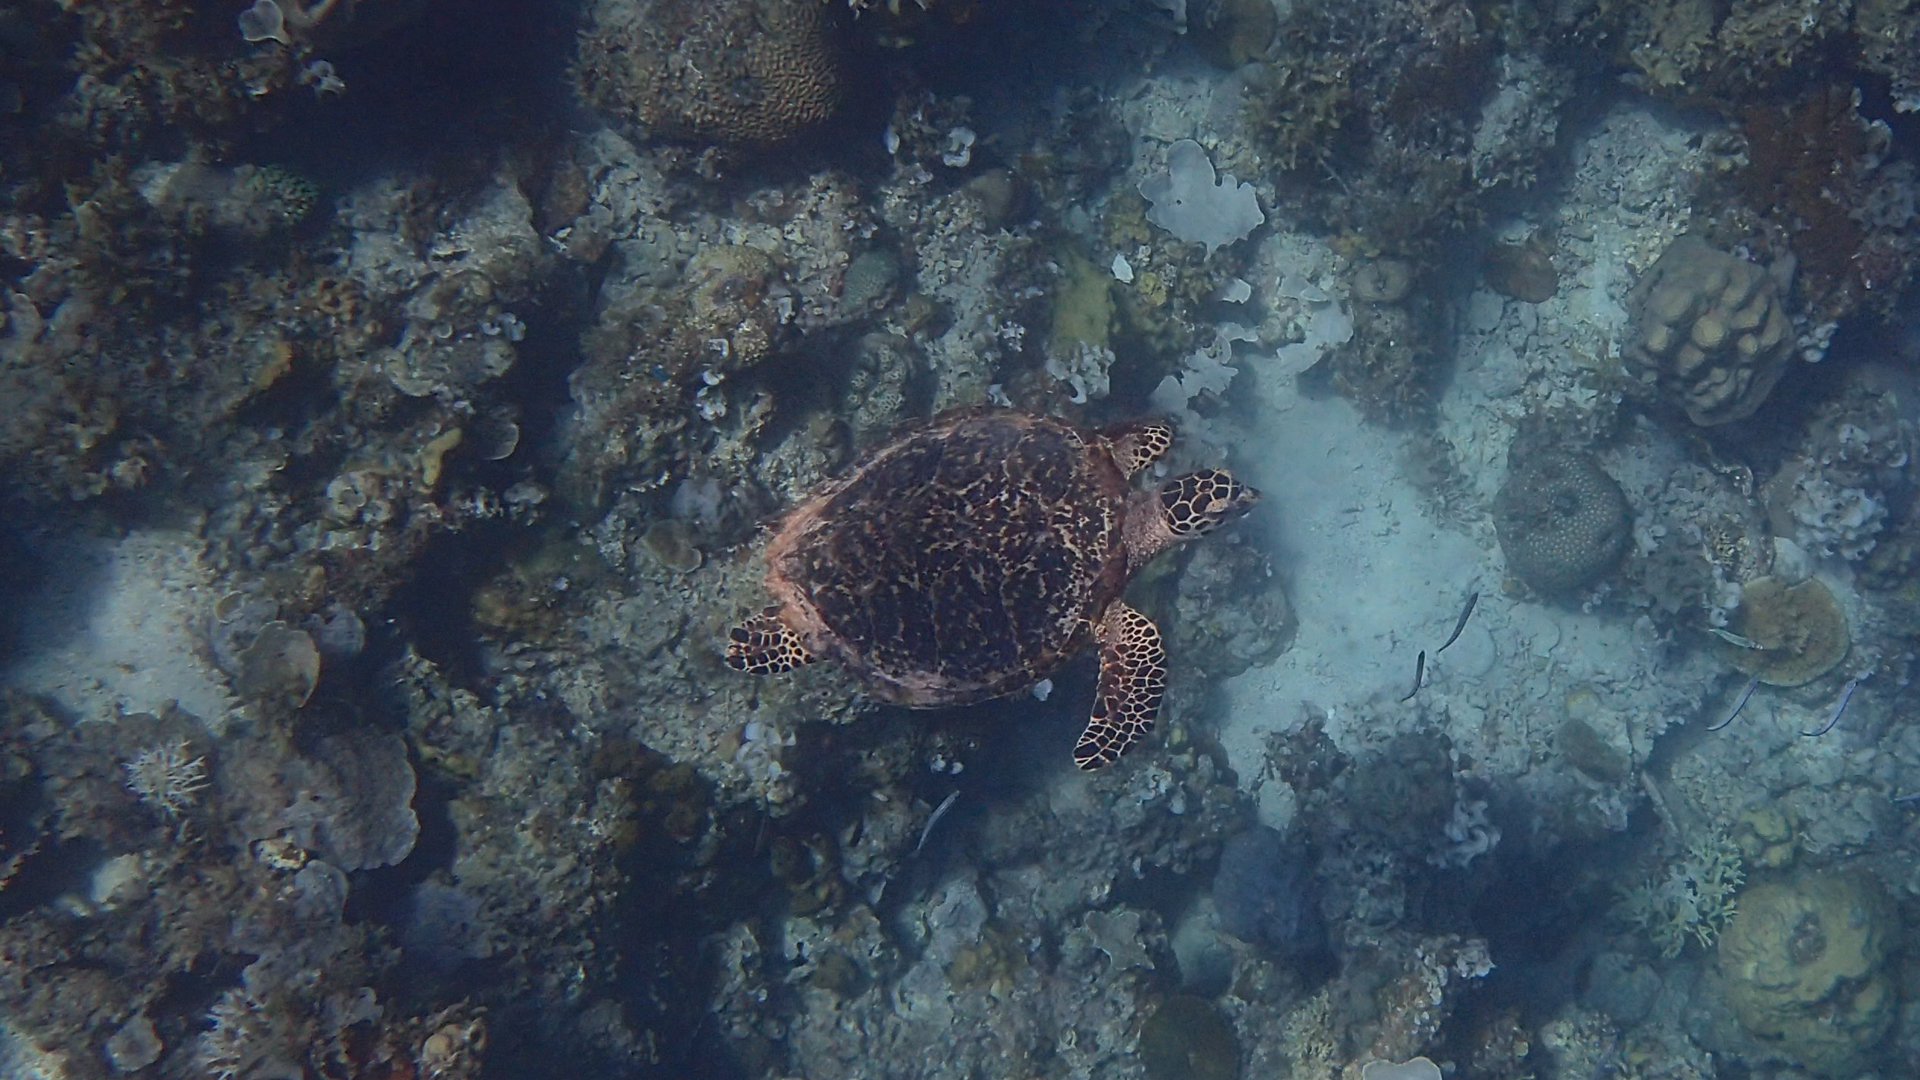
[576,0,843,147]
[121,737,211,818]
[1494,446,1631,597]
[1625,236,1793,426]
[1617,829,1744,958]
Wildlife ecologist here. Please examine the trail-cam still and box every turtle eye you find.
[1160,470,1260,536]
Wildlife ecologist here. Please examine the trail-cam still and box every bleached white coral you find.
[1781,469,1886,560]
[122,738,209,817]
[1045,340,1114,404]
[197,989,267,1080]
[1431,798,1501,868]
[1139,141,1265,256]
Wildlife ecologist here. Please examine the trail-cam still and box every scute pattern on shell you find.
[772,412,1128,704]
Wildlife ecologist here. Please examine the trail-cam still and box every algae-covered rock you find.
[1047,246,1115,355]
[1716,871,1897,1076]
[1140,995,1240,1080]
[1712,575,1849,687]
[1191,0,1277,69]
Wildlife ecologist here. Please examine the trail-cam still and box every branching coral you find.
[122,738,210,818]
[1617,829,1744,958]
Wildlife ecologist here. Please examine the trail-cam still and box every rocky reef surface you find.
[3,1,1920,1079]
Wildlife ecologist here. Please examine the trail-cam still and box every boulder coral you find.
[1494,447,1631,596]
[1626,236,1793,426]
[1717,871,1898,1076]
[576,0,843,146]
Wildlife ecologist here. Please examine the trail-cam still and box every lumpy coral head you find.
[577,0,842,146]
[1626,236,1794,426]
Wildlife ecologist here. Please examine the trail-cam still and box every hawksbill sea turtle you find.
[725,408,1259,769]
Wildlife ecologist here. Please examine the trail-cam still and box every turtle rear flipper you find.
[1073,601,1167,770]
[727,608,820,673]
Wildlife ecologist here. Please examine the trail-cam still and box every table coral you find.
[1710,575,1849,687]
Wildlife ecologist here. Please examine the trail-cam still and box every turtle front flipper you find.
[726,607,820,673]
[1073,601,1167,770]
[1102,420,1176,478]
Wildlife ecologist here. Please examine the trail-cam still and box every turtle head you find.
[1158,469,1261,537]
[1126,469,1260,567]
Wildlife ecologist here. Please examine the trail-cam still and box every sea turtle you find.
[725,408,1259,769]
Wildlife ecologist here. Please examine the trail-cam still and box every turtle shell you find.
[763,410,1131,705]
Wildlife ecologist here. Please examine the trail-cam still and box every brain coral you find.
[1494,447,1630,596]
[1626,236,1793,426]
[1717,871,1896,1076]
[576,0,842,146]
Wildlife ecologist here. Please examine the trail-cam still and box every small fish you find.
[1892,791,1920,804]
[1436,591,1479,654]
[914,790,960,855]
[1706,675,1761,732]
[1707,627,1763,650]
[1801,676,1861,738]
[1400,650,1426,703]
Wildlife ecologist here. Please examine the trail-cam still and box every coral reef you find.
[1624,236,1793,426]
[1727,83,1920,327]
[1758,372,1914,562]
[3,3,1920,1080]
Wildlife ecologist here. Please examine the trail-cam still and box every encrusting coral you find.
[1717,871,1897,1076]
[1711,575,1849,687]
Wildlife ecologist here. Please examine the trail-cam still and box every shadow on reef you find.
[230,0,583,189]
